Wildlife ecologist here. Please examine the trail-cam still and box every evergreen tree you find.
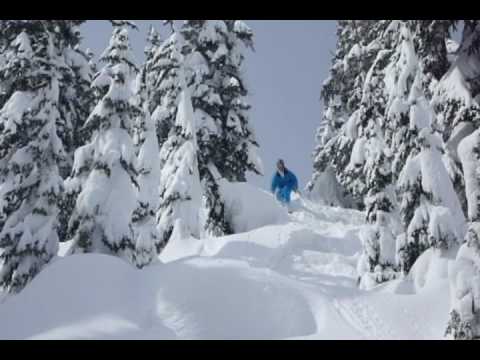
[408,20,454,83]
[148,28,184,148]
[67,26,140,264]
[446,222,480,339]
[383,23,423,178]
[0,21,95,268]
[55,22,97,243]
[458,113,480,225]
[355,23,401,286]
[131,25,162,268]
[397,129,466,273]
[137,24,161,107]
[157,84,202,250]
[58,23,96,156]
[432,20,480,217]
[187,20,261,182]
[132,100,160,268]
[0,25,65,293]
[384,21,453,177]
[308,20,382,209]
[443,21,480,340]
[315,21,461,285]
[179,20,261,236]
[382,22,466,274]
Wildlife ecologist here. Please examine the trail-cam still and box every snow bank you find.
[0,254,148,340]
[0,197,456,340]
[339,280,451,339]
[219,180,289,233]
[159,181,293,263]
[409,248,454,292]
[158,221,203,263]
[0,253,317,340]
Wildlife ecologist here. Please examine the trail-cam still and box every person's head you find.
[277,159,286,172]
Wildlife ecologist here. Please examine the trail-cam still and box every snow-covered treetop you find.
[99,27,138,73]
[92,27,138,101]
[145,25,161,58]
[13,31,33,55]
[232,21,254,50]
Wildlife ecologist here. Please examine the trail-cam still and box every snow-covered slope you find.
[0,191,452,339]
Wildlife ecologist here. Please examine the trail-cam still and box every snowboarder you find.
[271,159,299,212]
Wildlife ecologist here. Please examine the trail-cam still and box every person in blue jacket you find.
[271,159,299,208]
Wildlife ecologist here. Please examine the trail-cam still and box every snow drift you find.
[0,190,454,340]
[0,253,317,340]
[219,180,289,233]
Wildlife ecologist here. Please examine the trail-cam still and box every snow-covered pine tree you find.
[179,20,261,236]
[432,20,480,217]
[132,100,161,267]
[446,222,480,339]
[148,26,184,148]
[449,126,480,340]
[23,21,95,177]
[383,23,423,179]
[457,23,480,225]
[0,21,95,246]
[157,81,202,251]
[131,25,162,268]
[355,22,401,287]
[447,23,480,336]
[381,22,466,275]
[308,21,381,209]
[145,25,162,63]
[320,21,462,285]
[384,21,454,177]
[58,22,96,155]
[397,128,466,273]
[55,22,97,243]
[181,21,230,236]
[409,20,454,84]
[67,26,140,264]
[136,25,161,106]
[0,24,65,293]
[0,22,13,110]
[380,21,470,274]
[190,20,261,182]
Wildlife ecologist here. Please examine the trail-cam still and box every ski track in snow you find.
[332,297,398,340]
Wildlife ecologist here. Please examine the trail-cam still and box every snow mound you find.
[158,222,203,263]
[0,253,317,340]
[219,180,289,233]
[0,254,153,340]
[409,248,454,292]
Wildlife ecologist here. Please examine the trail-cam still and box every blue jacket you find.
[271,169,298,194]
